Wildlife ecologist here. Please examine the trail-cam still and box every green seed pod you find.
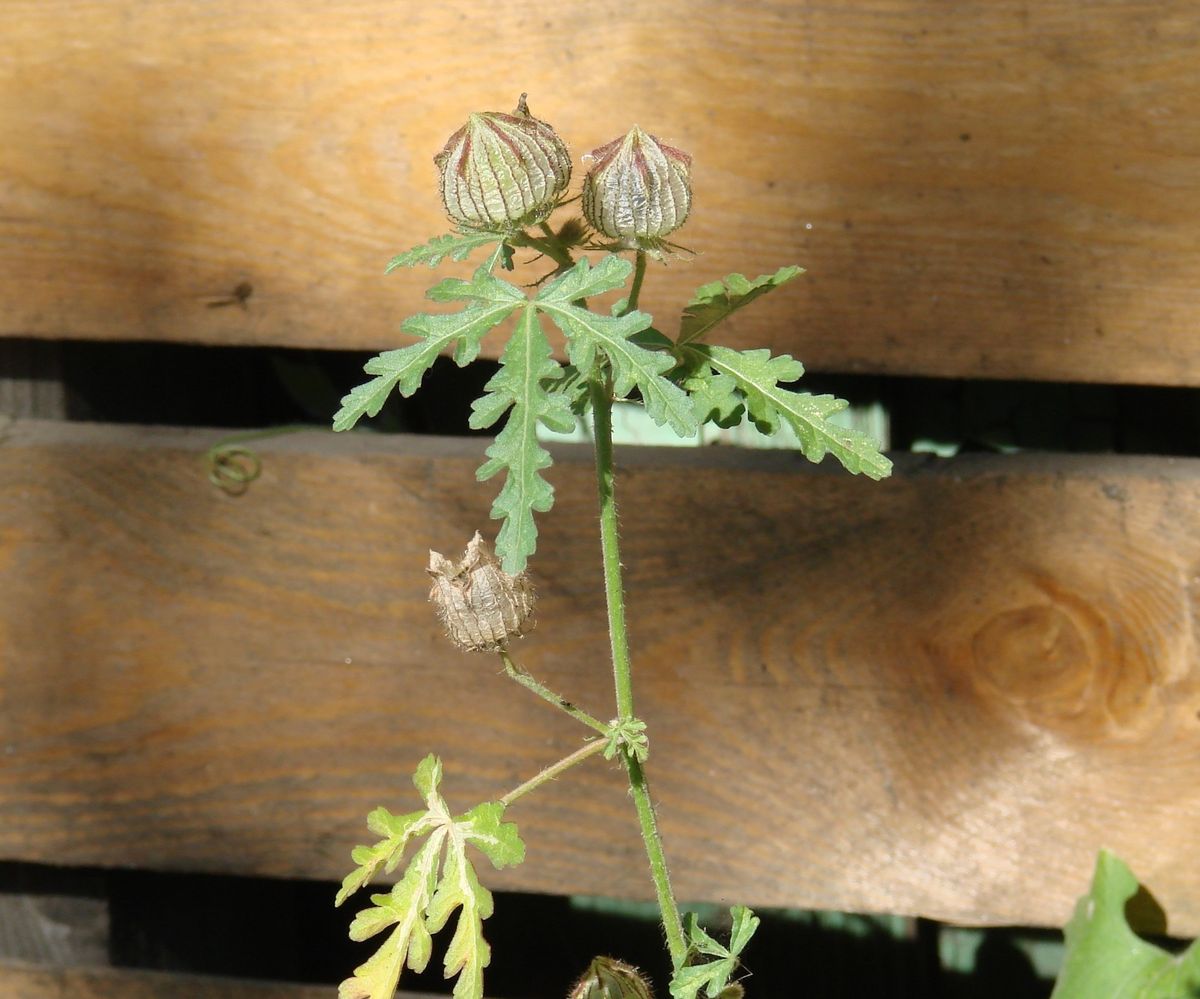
[581,126,692,249]
[434,94,572,232]
[427,532,534,652]
[567,957,654,999]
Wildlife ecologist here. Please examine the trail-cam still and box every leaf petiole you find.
[498,650,609,736]
[499,739,608,808]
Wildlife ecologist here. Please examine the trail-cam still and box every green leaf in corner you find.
[332,265,524,432]
[470,306,575,574]
[385,231,507,272]
[679,266,804,346]
[680,343,892,479]
[1051,850,1200,999]
[336,754,525,999]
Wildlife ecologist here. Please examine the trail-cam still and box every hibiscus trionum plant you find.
[332,94,892,999]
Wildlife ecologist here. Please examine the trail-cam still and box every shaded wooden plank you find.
[0,959,437,999]
[1,422,1199,933]
[2,2,1199,384]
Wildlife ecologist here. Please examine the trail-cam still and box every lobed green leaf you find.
[425,269,527,306]
[470,307,575,573]
[332,267,523,432]
[682,344,892,479]
[670,907,759,999]
[337,756,525,999]
[459,801,527,869]
[728,906,760,957]
[385,231,505,272]
[537,254,636,305]
[679,266,804,346]
[336,805,435,908]
[541,300,697,438]
[534,257,697,437]
[340,839,440,999]
[412,753,443,801]
[680,364,744,429]
[426,844,493,998]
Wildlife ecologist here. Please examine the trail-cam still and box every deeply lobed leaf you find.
[469,307,575,573]
[537,253,637,304]
[459,801,527,869]
[679,266,804,346]
[538,258,697,437]
[337,756,525,999]
[678,343,892,479]
[670,906,760,999]
[385,231,506,271]
[332,266,523,432]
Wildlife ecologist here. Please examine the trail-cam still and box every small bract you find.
[582,125,692,250]
[427,532,535,652]
[434,94,572,233]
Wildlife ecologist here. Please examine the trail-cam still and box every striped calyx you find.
[568,957,655,999]
[434,94,572,232]
[581,126,692,249]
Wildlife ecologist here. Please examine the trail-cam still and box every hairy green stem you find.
[498,649,609,737]
[499,739,606,808]
[622,249,647,317]
[589,365,687,970]
[590,377,635,721]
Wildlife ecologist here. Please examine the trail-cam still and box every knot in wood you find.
[427,532,534,652]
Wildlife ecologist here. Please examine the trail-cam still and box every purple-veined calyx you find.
[582,125,692,250]
[434,94,572,233]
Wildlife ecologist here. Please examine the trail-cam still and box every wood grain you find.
[1,422,1200,933]
[3,2,1199,384]
[0,959,436,999]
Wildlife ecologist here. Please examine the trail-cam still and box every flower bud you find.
[581,126,692,249]
[567,957,654,999]
[434,94,572,232]
[427,532,534,652]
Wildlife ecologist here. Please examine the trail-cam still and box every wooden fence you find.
[2,0,1199,994]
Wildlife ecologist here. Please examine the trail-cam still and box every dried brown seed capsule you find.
[581,125,692,249]
[427,532,535,652]
[434,93,572,232]
[567,956,654,999]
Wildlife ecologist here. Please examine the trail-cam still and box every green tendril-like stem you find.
[589,330,687,970]
[499,739,608,808]
[499,649,609,737]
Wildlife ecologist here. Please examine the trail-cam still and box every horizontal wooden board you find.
[0,959,435,999]
[3,2,1200,384]
[1,422,1200,935]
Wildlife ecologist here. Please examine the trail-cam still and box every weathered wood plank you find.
[0,959,432,998]
[3,2,1199,384]
[1,422,1199,933]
